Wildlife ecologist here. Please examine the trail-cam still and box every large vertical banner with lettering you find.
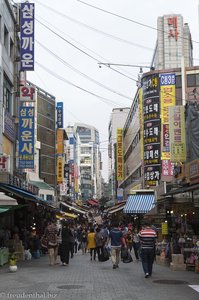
[142,74,161,186]
[160,73,176,178]
[116,128,124,181]
[18,106,34,168]
[169,106,186,162]
[56,102,63,128]
[20,3,35,71]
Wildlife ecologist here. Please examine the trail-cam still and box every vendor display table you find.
[0,247,9,266]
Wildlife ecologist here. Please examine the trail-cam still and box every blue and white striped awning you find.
[123,194,155,214]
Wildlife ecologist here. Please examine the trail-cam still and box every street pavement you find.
[0,250,199,300]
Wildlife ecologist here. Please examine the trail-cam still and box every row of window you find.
[120,166,142,189]
[124,94,139,137]
[124,131,140,162]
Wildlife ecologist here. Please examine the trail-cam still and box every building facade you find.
[151,15,193,70]
[74,123,102,202]
[108,107,130,201]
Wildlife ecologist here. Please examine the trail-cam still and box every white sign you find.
[20,85,36,102]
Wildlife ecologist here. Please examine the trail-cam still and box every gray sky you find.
[18,0,199,181]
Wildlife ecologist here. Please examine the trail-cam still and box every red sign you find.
[168,16,179,41]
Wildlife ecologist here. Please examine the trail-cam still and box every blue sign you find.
[18,106,34,169]
[56,102,63,128]
[20,3,35,71]
[160,73,176,86]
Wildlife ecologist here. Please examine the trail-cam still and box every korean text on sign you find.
[20,3,35,71]
[18,107,34,169]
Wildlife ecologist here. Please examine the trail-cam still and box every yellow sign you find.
[169,106,186,162]
[57,129,64,154]
[161,222,168,235]
[57,156,63,184]
[160,82,176,161]
[116,128,124,181]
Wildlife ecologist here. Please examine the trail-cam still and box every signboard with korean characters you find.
[142,73,161,187]
[18,106,34,169]
[20,3,35,71]
[20,85,36,102]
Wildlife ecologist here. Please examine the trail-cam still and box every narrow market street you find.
[0,250,198,300]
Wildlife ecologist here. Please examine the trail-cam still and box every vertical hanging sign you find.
[56,102,63,128]
[116,128,124,181]
[18,106,35,168]
[20,3,35,71]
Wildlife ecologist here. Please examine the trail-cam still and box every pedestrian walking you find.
[95,227,104,261]
[79,229,88,254]
[87,228,96,261]
[138,221,157,278]
[60,220,72,266]
[109,221,126,269]
[44,220,58,266]
[133,228,141,261]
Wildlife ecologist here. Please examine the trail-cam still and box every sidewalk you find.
[0,250,199,300]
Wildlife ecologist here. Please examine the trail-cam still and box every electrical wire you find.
[77,0,199,46]
[36,40,133,102]
[35,61,128,107]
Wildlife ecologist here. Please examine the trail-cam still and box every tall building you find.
[74,123,102,202]
[151,15,193,69]
[0,1,19,177]
[119,14,195,199]
[108,107,130,201]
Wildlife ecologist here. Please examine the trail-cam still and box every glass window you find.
[187,74,196,87]
[175,75,182,88]
[3,75,12,113]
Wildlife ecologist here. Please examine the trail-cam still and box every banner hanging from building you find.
[57,155,63,184]
[56,102,64,128]
[116,128,124,181]
[142,73,161,186]
[160,73,176,161]
[18,106,34,169]
[20,3,35,71]
[169,106,186,162]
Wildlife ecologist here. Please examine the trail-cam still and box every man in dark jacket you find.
[108,221,126,269]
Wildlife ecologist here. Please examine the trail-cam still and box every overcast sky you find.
[16,0,199,181]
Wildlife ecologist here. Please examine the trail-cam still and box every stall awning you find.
[0,183,56,209]
[108,204,126,214]
[0,204,28,214]
[123,194,155,214]
[0,192,18,206]
[87,200,98,206]
[60,202,86,215]
[56,211,78,219]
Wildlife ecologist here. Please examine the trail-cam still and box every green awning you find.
[0,208,9,214]
[29,181,54,191]
[0,204,28,213]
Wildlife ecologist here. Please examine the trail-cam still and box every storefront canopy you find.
[60,202,86,215]
[123,194,155,214]
[0,204,28,214]
[0,183,56,209]
[108,203,126,214]
[0,192,18,206]
[87,199,98,206]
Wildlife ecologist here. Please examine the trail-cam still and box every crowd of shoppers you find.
[42,216,157,278]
